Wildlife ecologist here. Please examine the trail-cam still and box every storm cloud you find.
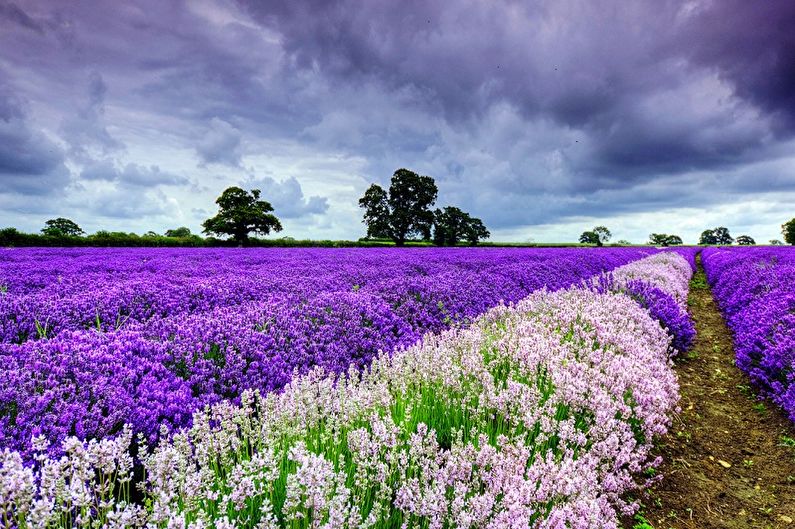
[0,0,793,241]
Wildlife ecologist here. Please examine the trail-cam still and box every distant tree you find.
[579,231,599,245]
[359,168,438,246]
[699,229,717,245]
[592,226,612,246]
[41,218,84,237]
[358,184,391,239]
[464,217,490,245]
[202,187,282,245]
[713,227,734,245]
[616,239,632,245]
[735,235,756,246]
[432,206,490,246]
[648,233,683,246]
[783,218,795,245]
[143,231,159,238]
[699,227,733,245]
[770,239,784,246]
[579,226,611,246]
[165,227,192,238]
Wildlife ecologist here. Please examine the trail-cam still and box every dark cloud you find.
[0,0,794,239]
[0,1,43,34]
[677,0,795,129]
[0,84,70,196]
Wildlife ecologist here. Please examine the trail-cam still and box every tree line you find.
[574,224,794,247]
[2,167,794,246]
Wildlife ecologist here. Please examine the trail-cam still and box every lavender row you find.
[2,252,691,528]
[0,248,662,458]
[703,247,795,421]
[0,247,660,344]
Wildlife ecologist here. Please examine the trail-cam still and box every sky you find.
[1,0,794,243]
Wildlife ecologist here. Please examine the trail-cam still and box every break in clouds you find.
[1,0,794,242]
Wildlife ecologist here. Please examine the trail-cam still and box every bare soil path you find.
[632,254,795,529]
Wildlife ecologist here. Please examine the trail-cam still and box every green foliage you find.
[579,226,611,246]
[648,233,683,246]
[202,187,283,245]
[432,206,490,246]
[358,184,392,239]
[164,226,192,238]
[579,231,599,245]
[770,239,784,245]
[783,218,795,245]
[359,169,447,246]
[735,234,755,245]
[41,217,84,237]
[699,226,733,245]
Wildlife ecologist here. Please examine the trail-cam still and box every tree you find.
[699,229,717,245]
[579,226,611,246]
[783,218,795,245]
[358,168,438,246]
[592,226,612,246]
[202,187,282,245]
[464,217,490,245]
[432,206,490,246]
[735,235,756,246]
[648,233,683,246]
[388,169,438,245]
[358,185,391,239]
[770,239,784,246]
[165,227,192,238]
[699,227,733,245]
[579,231,599,245]
[41,218,84,237]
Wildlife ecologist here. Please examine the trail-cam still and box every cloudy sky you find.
[1,0,794,243]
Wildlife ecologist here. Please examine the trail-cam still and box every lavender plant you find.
[703,247,795,421]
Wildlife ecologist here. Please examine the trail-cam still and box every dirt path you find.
[633,254,795,529]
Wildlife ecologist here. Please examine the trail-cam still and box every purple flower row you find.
[703,247,795,420]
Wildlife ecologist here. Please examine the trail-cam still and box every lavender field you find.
[0,247,702,528]
[704,247,795,421]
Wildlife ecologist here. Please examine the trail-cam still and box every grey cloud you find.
[0,88,71,196]
[60,72,123,158]
[80,159,190,187]
[0,1,43,33]
[244,176,329,218]
[196,118,243,166]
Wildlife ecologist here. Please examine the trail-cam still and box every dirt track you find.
[632,254,795,528]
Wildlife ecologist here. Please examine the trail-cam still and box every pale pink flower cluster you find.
[2,253,686,528]
[602,252,693,308]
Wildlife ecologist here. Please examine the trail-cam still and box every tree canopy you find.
[735,235,756,246]
[648,233,683,246]
[202,187,282,245]
[359,168,439,246]
[579,226,611,246]
[41,218,84,237]
[164,227,192,238]
[783,218,795,245]
[699,227,733,245]
[432,206,490,246]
